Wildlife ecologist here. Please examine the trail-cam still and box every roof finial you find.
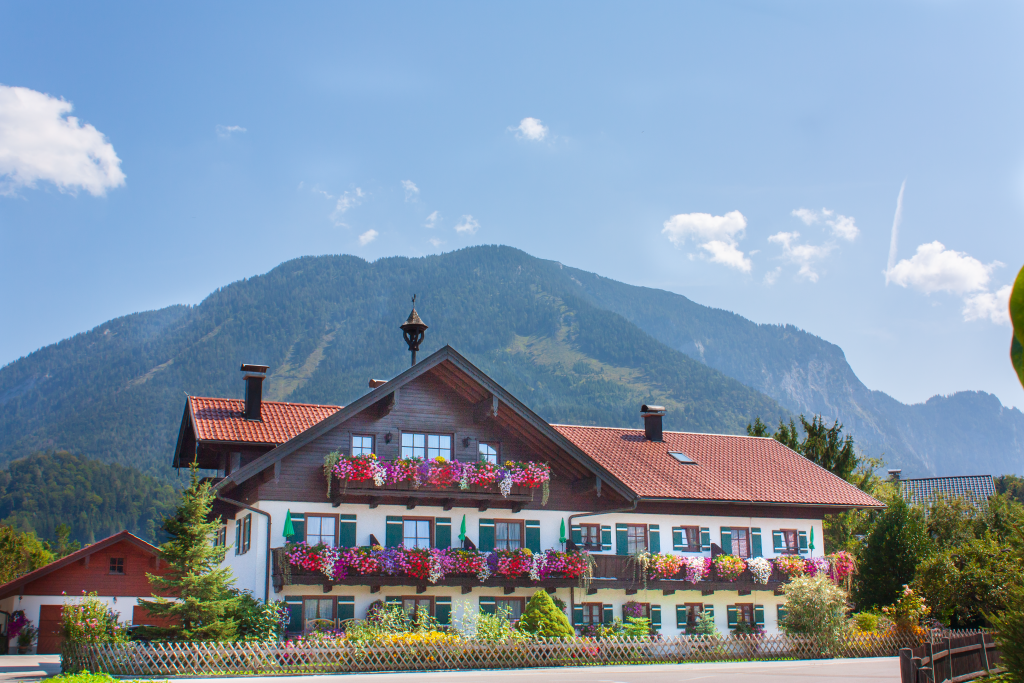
[400,296,428,367]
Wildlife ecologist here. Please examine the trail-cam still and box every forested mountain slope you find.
[0,245,1020,479]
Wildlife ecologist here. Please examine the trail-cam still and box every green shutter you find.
[601,525,612,551]
[754,605,764,627]
[386,516,403,547]
[720,528,732,555]
[525,520,541,553]
[675,605,687,629]
[727,606,738,629]
[480,597,496,615]
[435,517,451,549]
[772,530,784,554]
[700,527,711,552]
[284,597,303,632]
[704,604,714,621]
[651,605,661,630]
[288,514,305,544]
[337,596,355,622]
[234,521,241,555]
[571,525,582,545]
[751,528,762,558]
[572,604,583,626]
[339,515,357,548]
[385,596,401,606]
[602,604,613,625]
[672,527,684,552]
[798,531,808,555]
[435,597,452,625]
[615,523,628,555]
[649,524,660,553]
[777,604,788,625]
[479,519,495,552]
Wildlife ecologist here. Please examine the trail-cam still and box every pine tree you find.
[773,418,800,451]
[746,417,770,437]
[138,465,240,641]
[855,496,930,609]
[799,415,857,481]
[517,590,574,637]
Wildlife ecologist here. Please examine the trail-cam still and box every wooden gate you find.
[37,605,63,654]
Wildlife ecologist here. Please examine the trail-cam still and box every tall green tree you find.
[798,415,857,482]
[746,417,770,437]
[0,524,53,583]
[773,418,800,451]
[855,496,931,609]
[138,465,239,641]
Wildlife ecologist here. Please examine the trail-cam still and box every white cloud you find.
[963,285,1011,325]
[792,208,818,225]
[424,210,440,228]
[887,241,998,295]
[216,124,246,138]
[454,215,479,234]
[0,84,125,196]
[429,237,444,247]
[790,207,859,241]
[768,231,835,282]
[358,229,378,245]
[401,179,419,201]
[330,188,365,226]
[763,267,782,286]
[661,210,751,272]
[511,117,548,142]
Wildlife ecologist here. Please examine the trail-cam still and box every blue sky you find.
[2,1,1023,408]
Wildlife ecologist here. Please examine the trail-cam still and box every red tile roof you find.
[554,425,882,508]
[188,396,342,445]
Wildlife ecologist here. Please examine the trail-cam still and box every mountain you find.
[0,245,1020,478]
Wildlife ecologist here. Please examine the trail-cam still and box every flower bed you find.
[772,552,857,582]
[286,543,589,584]
[327,453,551,503]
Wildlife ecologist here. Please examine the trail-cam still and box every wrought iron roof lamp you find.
[400,295,428,367]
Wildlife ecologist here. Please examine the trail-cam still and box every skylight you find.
[669,451,696,464]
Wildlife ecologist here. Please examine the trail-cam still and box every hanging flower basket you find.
[713,554,746,581]
[746,557,772,584]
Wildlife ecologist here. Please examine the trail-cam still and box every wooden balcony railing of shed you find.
[272,549,786,595]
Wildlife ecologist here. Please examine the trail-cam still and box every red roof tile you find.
[188,396,342,445]
[554,425,882,508]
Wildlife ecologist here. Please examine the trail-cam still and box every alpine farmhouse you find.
[173,307,881,637]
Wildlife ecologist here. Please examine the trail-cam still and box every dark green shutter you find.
[479,519,495,552]
[284,597,303,632]
[571,525,582,545]
[386,516,403,547]
[525,520,541,553]
[234,521,241,555]
[435,597,452,624]
[798,530,808,555]
[572,604,583,626]
[700,527,711,552]
[777,604,788,625]
[435,518,451,549]
[754,605,764,627]
[676,605,687,629]
[289,513,305,544]
[339,515,357,548]
[385,596,401,606]
[615,523,628,555]
[601,525,612,551]
[727,606,738,629]
[772,530,784,554]
[751,528,762,558]
[649,524,660,553]
[704,605,714,622]
[672,527,684,552]
[720,528,732,555]
[602,604,613,625]
[651,605,661,630]
[337,596,355,622]
[480,597,496,615]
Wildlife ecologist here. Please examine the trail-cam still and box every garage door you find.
[37,605,63,654]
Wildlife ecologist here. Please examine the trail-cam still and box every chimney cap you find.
[641,404,666,414]
[240,363,269,375]
[888,469,902,480]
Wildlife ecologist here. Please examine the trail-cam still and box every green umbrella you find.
[458,514,467,543]
[282,509,295,540]
[559,519,567,544]
[809,527,815,555]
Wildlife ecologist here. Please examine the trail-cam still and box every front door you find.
[37,605,63,654]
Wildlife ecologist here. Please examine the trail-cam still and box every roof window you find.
[669,451,696,464]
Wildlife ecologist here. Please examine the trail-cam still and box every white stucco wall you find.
[1,594,145,654]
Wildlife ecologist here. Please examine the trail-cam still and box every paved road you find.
[0,655,900,682]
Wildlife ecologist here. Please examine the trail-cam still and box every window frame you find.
[240,514,252,554]
[734,603,754,626]
[303,595,336,626]
[626,524,648,554]
[351,434,375,457]
[732,527,751,559]
[399,596,435,620]
[579,523,601,551]
[401,432,453,461]
[493,519,525,551]
[305,513,340,547]
[580,602,603,626]
[679,526,701,552]
[682,603,704,629]
[108,557,125,575]
[402,516,434,549]
[494,597,526,622]
[780,529,799,555]
[478,442,499,464]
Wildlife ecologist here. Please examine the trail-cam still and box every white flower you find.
[460,472,470,490]
[371,461,385,487]
[529,554,542,582]
[476,564,491,582]
[747,557,772,584]
[499,474,513,498]
[428,554,444,584]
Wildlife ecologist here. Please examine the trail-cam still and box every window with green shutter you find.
[571,525,582,545]
[649,524,661,553]
[435,597,452,625]
[572,604,583,626]
[772,530,784,554]
[615,523,629,555]
[675,605,687,629]
[798,530,809,555]
[720,528,733,555]
[754,605,764,627]
[602,604,613,625]
[337,596,355,622]
[777,604,788,624]
[700,527,711,552]
[751,528,762,558]
[435,518,452,549]
[288,514,305,544]
[672,526,683,551]
[703,604,714,622]
[525,520,541,553]
[385,516,403,547]
[650,605,661,630]
[339,515,357,548]
[479,519,495,552]
[234,521,241,556]
[479,597,496,615]
[601,525,612,551]
[284,597,303,632]
[727,606,738,629]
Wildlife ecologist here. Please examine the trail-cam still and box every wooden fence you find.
[900,631,1003,683]
[62,630,944,677]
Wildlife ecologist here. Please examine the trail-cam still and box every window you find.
[580,603,602,626]
[679,526,700,552]
[495,520,523,551]
[401,433,452,461]
[580,524,601,551]
[780,529,799,554]
[626,524,647,554]
[401,597,433,621]
[403,518,432,549]
[306,514,337,547]
[109,557,125,575]
[240,514,252,554]
[735,603,754,626]
[352,434,374,456]
[478,442,498,464]
[304,597,334,624]
[495,597,525,622]
[732,528,750,558]
[213,526,227,547]
[682,603,703,631]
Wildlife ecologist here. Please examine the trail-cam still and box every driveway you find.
[0,656,61,683]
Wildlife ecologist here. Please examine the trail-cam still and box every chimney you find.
[641,404,665,442]
[240,364,269,421]
[888,469,902,481]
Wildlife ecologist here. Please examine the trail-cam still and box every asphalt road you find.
[0,655,900,682]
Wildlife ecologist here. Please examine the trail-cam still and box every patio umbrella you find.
[282,509,294,539]
[458,514,467,543]
[559,518,567,544]
[809,526,815,555]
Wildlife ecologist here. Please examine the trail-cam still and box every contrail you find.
[885,180,906,284]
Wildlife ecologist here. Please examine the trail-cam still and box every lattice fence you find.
[61,630,941,676]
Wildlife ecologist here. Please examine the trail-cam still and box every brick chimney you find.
[241,364,269,421]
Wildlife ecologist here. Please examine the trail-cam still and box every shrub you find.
[689,609,719,637]
[781,574,850,653]
[881,585,928,632]
[517,590,574,638]
[852,612,879,633]
[50,672,118,683]
[989,586,1024,682]
[226,589,288,641]
[856,496,930,609]
[61,592,129,645]
[623,617,651,638]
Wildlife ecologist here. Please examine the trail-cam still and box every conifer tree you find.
[139,464,240,641]
[517,590,574,637]
[855,496,930,609]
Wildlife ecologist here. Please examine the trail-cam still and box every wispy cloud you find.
[401,179,419,201]
[330,188,365,226]
[886,181,906,283]
[767,231,835,282]
[424,210,440,229]
[454,215,479,234]
[358,229,378,245]
[662,211,751,272]
[767,206,859,282]
[511,117,548,142]
[790,207,859,241]
[429,237,444,247]
[0,84,125,196]
[216,124,247,138]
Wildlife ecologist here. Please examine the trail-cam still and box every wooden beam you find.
[662,589,675,596]
[503,586,515,595]
[369,497,380,509]
[322,584,332,594]
[375,390,398,419]
[462,586,473,594]
[511,502,525,514]
[417,585,427,594]
[443,499,454,511]
[738,589,751,596]
[625,589,637,596]
[701,588,715,596]
[571,476,603,496]
[545,587,556,594]
[370,585,380,594]
[406,498,417,510]
[473,394,499,424]
[478,500,490,512]
[587,589,598,596]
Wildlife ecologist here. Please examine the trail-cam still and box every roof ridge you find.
[552,424,776,440]
[903,475,994,482]
[190,396,343,409]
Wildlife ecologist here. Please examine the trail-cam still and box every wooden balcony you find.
[329,481,535,512]
[272,549,785,596]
